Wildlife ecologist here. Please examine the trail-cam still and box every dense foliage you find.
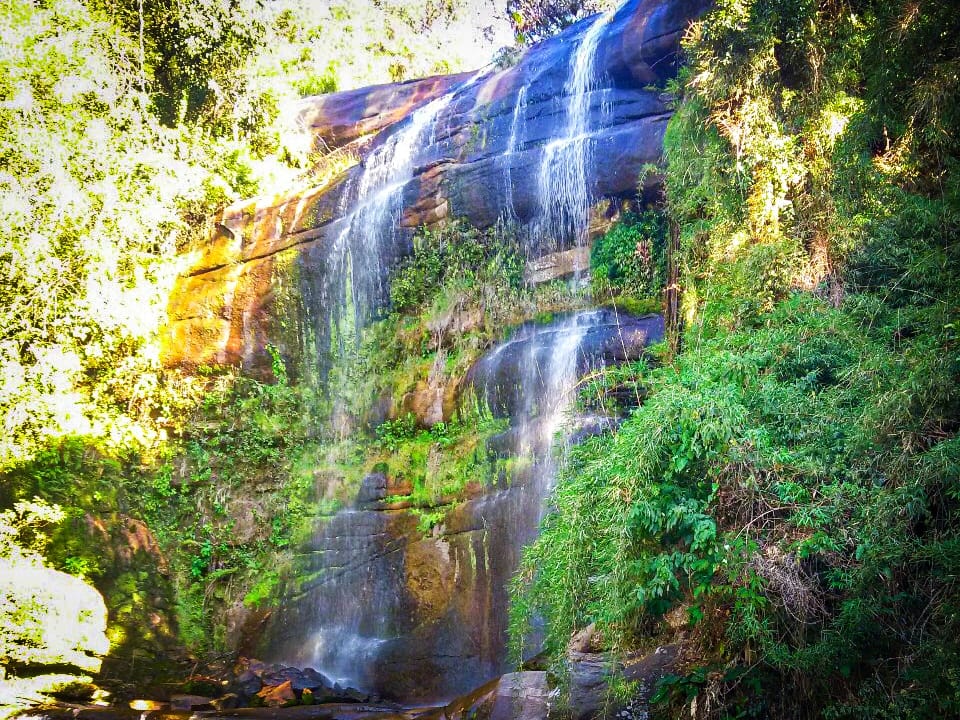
[512,0,960,717]
[590,210,668,309]
[390,220,526,312]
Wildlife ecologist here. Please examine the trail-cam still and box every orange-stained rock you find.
[567,623,602,655]
[256,680,296,707]
[400,378,456,427]
[164,240,308,378]
[162,181,348,376]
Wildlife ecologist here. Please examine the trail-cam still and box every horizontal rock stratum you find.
[163,0,711,379]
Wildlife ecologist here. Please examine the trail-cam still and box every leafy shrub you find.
[389,221,525,313]
[590,211,667,299]
[512,287,960,715]
[376,413,420,452]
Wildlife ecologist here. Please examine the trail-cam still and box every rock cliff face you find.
[298,73,474,151]
[256,311,665,701]
[163,0,711,379]
[163,0,709,705]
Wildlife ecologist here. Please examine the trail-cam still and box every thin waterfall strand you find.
[534,10,613,250]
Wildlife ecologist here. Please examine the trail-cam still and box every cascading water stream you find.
[534,8,613,250]
[465,317,588,477]
[310,69,488,384]
[288,508,404,690]
[264,310,664,699]
[466,317,598,637]
[260,3,669,700]
[276,74,499,687]
[502,83,529,222]
[324,90,455,338]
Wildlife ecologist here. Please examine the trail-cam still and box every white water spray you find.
[534,9,613,249]
[501,84,529,221]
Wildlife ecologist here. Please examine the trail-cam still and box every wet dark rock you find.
[337,686,372,704]
[468,310,664,419]
[567,416,622,445]
[169,694,215,711]
[298,72,473,150]
[568,655,614,720]
[415,672,551,720]
[232,669,263,698]
[260,666,332,693]
[363,394,395,430]
[568,644,680,720]
[488,672,551,720]
[355,473,389,507]
[299,668,333,692]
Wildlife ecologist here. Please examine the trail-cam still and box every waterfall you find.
[283,90,468,682]
[287,508,404,691]
[502,83,529,222]
[475,314,591,461]
[325,90,455,337]
[310,68,491,374]
[294,314,594,692]
[261,310,662,699]
[255,4,670,701]
[533,9,613,250]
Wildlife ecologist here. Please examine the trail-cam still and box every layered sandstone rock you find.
[297,72,473,150]
[163,0,711,379]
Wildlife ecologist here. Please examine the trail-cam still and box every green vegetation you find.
[133,371,320,651]
[511,0,960,717]
[329,220,587,440]
[390,221,526,313]
[0,0,510,477]
[590,209,668,313]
